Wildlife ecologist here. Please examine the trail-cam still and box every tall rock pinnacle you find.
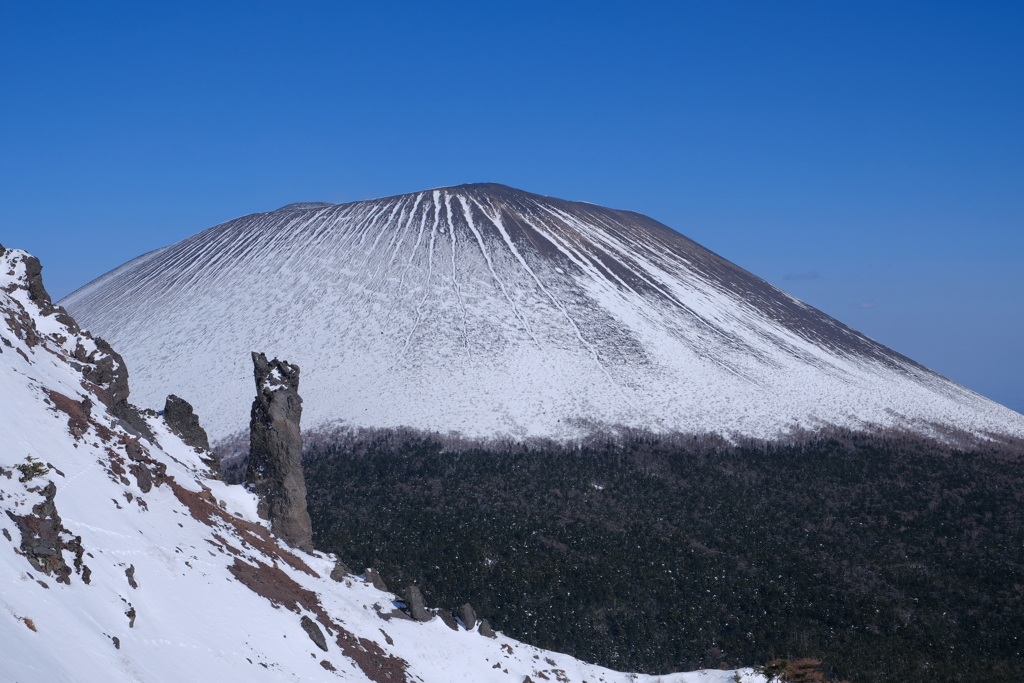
[245,352,313,552]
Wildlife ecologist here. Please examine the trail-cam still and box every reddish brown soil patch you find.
[170,480,318,577]
[228,558,408,683]
[45,389,89,439]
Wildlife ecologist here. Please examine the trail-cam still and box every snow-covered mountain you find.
[61,184,1024,442]
[1,244,763,682]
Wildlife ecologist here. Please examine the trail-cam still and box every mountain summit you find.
[62,184,1024,441]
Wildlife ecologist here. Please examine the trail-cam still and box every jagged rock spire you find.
[245,352,313,551]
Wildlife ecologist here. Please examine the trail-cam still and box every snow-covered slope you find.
[1,244,763,682]
[61,184,1024,442]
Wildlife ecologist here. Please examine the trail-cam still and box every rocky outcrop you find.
[479,619,496,638]
[164,395,211,451]
[164,394,219,477]
[8,247,154,442]
[245,352,313,552]
[20,252,81,333]
[5,480,89,585]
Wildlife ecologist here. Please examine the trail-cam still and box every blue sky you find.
[2,1,1022,413]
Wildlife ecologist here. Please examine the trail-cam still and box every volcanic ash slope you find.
[61,184,1024,442]
[0,244,763,682]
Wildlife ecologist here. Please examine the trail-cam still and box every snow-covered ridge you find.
[2,244,764,681]
[60,183,1024,442]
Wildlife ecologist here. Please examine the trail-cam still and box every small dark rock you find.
[320,660,336,671]
[125,564,138,589]
[364,567,388,591]
[437,609,459,631]
[379,628,394,645]
[524,677,534,683]
[112,636,120,650]
[126,605,136,628]
[2,528,10,542]
[300,615,328,652]
[457,602,477,630]
[404,585,431,622]
[479,618,496,638]
[329,560,351,581]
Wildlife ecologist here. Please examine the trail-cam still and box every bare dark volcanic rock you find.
[60,184,1024,442]
[163,394,211,451]
[246,352,313,552]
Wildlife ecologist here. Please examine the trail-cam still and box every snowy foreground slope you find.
[62,184,1024,442]
[1,245,763,682]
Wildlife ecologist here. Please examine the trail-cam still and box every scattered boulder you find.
[364,567,388,591]
[125,564,138,589]
[457,602,477,631]
[163,394,218,477]
[479,619,496,638]
[329,560,352,582]
[245,352,313,552]
[404,585,431,622]
[300,615,328,652]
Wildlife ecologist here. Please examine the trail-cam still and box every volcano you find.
[61,183,1024,442]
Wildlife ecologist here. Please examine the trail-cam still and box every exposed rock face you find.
[457,603,477,631]
[83,337,131,408]
[245,352,313,552]
[479,619,496,638]
[404,585,430,622]
[164,394,219,477]
[5,480,89,585]
[20,253,81,333]
[2,247,135,422]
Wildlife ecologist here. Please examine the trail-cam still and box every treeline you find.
[299,427,1024,683]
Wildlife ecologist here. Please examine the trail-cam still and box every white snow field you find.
[61,184,1024,443]
[1,245,766,682]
